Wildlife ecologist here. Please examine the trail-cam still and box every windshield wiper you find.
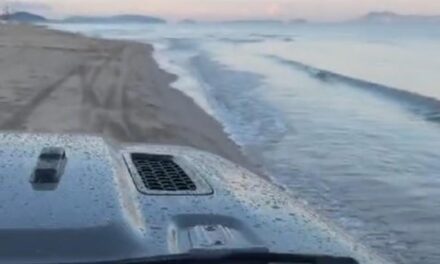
[101,250,359,264]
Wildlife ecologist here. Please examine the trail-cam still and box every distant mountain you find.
[356,11,440,23]
[62,15,166,24]
[0,11,47,23]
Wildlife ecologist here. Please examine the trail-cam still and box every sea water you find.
[50,22,440,264]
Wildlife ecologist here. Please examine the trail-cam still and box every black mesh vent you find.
[131,153,196,191]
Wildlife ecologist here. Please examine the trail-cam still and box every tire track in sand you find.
[1,65,82,130]
[0,47,121,130]
[78,46,136,139]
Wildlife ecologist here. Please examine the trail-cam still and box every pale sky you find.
[4,0,440,21]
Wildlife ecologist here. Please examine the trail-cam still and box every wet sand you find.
[0,24,251,168]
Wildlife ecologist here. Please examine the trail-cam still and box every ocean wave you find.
[250,33,295,42]
[190,54,288,146]
[217,37,265,44]
[166,38,199,50]
[268,55,440,123]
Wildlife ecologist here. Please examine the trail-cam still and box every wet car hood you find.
[0,133,388,264]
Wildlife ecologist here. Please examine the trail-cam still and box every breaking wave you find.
[191,54,288,146]
[269,55,440,123]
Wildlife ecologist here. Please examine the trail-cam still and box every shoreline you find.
[0,23,254,171]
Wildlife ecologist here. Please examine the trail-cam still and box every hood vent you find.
[131,153,196,191]
[124,152,213,195]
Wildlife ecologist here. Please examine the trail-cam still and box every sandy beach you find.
[0,24,250,168]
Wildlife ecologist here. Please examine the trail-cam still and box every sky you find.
[3,0,440,21]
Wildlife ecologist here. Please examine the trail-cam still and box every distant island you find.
[61,15,166,24]
[5,11,439,25]
[0,12,167,24]
[356,11,440,23]
[0,11,47,23]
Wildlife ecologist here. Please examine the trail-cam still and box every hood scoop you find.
[30,147,67,190]
[124,153,213,195]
